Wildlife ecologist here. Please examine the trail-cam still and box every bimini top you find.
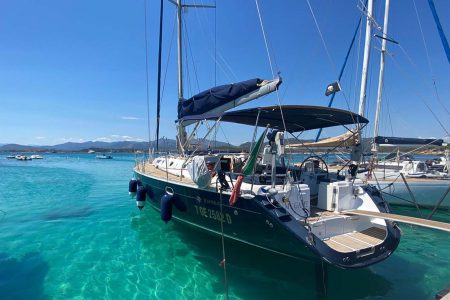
[178,105,368,133]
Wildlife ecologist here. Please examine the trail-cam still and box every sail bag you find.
[187,156,212,188]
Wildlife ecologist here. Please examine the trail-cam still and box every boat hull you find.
[373,179,450,209]
[135,169,401,268]
[134,169,319,261]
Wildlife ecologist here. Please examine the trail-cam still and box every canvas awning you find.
[178,105,368,133]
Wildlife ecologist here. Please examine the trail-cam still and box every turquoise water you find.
[0,154,449,300]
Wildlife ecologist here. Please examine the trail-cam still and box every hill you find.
[0,138,232,152]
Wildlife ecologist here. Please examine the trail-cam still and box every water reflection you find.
[130,208,435,299]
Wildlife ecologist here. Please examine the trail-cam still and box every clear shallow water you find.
[0,153,449,300]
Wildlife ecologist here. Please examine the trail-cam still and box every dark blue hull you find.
[135,170,401,268]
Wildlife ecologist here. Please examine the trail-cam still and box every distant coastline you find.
[0,139,447,155]
[0,139,233,153]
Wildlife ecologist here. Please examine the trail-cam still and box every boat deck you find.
[307,208,343,222]
[323,227,386,253]
[135,161,195,185]
[328,166,450,182]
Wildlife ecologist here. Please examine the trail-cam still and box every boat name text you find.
[194,205,232,224]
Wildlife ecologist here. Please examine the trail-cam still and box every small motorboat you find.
[96,154,113,159]
[15,155,32,161]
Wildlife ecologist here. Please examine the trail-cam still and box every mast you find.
[358,0,374,117]
[171,0,214,155]
[176,0,183,100]
[175,0,187,154]
[372,0,391,153]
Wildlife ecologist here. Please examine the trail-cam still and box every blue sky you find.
[0,0,449,146]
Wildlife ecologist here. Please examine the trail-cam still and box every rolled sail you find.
[374,136,443,146]
[177,77,281,120]
[287,130,358,148]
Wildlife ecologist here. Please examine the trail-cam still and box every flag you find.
[229,128,268,205]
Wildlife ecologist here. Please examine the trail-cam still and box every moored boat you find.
[15,155,32,161]
[128,0,407,269]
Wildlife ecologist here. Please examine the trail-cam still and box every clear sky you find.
[0,0,449,146]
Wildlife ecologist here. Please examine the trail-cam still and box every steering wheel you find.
[298,155,329,177]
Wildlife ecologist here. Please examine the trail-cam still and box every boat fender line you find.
[160,192,174,223]
[164,186,186,212]
[129,179,139,197]
[172,196,187,212]
[136,185,146,210]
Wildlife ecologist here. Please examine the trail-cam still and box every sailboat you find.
[130,0,403,269]
[357,0,450,209]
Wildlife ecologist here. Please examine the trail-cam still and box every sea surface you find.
[0,153,449,300]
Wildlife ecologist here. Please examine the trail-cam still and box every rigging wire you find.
[218,124,232,148]
[217,53,239,82]
[143,0,152,146]
[157,10,177,143]
[255,0,298,171]
[305,0,337,74]
[432,82,450,116]
[304,0,361,136]
[412,0,434,77]
[412,0,450,117]
[183,19,200,94]
[182,22,193,98]
[192,0,237,83]
[387,53,450,136]
[254,0,286,131]
[218,190,229,300]
[160,11,177,107]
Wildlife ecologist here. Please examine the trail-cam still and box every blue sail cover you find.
[178,78,265,119]
[375,136,443,146]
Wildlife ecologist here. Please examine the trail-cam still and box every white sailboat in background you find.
[358,0,450,209]
[303,0,450,209]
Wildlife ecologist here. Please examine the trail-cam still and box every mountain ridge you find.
[0,139,235,152]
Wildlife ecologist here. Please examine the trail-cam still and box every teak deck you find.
[323,227,386,253]
[136,162,195,185]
